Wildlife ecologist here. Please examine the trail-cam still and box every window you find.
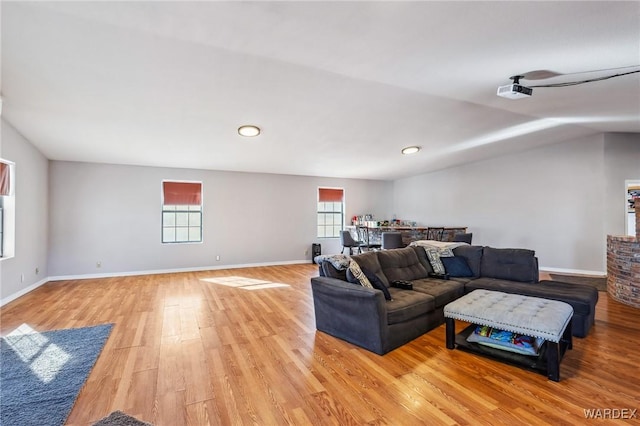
[0,206,3,257]
[162,181,202,243]
[317,188,344,238]
[0,159,15,259]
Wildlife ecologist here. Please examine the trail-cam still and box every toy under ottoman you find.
[444,289,573,381]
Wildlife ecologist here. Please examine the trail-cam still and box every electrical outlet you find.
[35,267,39,275]
[216,255,220,261]
[304,249,309,256]
[21,273,25,283]
[96,261,102,268]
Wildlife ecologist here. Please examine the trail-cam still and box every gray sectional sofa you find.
[311,245,598,355]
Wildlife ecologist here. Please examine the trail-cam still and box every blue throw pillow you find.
[441,256,473,277]
[347,266,392,300]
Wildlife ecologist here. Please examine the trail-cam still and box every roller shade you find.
[163,181,202,205]
[0,162,10,196]
[318,188,344,203]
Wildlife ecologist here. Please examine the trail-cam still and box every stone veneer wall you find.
[606,204,640,308]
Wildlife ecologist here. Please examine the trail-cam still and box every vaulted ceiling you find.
[2,1,639,180]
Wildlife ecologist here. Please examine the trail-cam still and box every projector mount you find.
[497,65,640,99]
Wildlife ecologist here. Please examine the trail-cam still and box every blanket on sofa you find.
[314,254,351,270]
[409,240,468,250]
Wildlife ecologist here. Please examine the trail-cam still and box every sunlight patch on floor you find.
[4,323,71,384]
[200,276,290,290]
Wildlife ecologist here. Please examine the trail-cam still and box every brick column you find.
[636,198,640,240]
[605,205,640,308]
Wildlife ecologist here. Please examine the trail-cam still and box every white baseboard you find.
[2,259,311,306]
[47,259,311,282]
[539,266,606,277]
[0,277,50,307]
[3,261,599,307]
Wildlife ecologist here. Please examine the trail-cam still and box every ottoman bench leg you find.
[562,318,573,350]
[547,341,560,382]
[445,318,455,349]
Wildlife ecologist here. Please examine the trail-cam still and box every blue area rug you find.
[1,323,113,426]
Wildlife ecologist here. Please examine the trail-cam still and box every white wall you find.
[393,133,608,274]
[603,133,640,236]
[0,119,49,303]
[48,161,392,277]
[3,123,635,302]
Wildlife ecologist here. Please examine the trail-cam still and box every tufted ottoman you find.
[444,289,573,381]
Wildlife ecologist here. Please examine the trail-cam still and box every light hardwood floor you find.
[1,265,638,425]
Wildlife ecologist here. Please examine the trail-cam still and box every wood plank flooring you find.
[1,265,638,425]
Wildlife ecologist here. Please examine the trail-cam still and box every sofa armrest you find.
[310,276,388,354]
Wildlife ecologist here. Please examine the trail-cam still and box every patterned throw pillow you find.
[347,260,374,288]
[425,248,454,274]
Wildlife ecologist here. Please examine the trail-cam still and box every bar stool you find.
[382,232,404,249]
[427,227,445,241]
[453,232,473,244]
[357,226,382,251]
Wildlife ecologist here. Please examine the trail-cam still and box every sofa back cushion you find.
[351,251,390,287]
[376,247,430,283]
[452,245,484,278]
[480,247,538,283]
[412,246,435,274]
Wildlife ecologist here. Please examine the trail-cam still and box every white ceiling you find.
[2,1,639,180]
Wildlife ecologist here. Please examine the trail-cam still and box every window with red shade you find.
[161,181,203,243]
[317,187,344,238]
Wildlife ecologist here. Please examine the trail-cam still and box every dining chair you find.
[340,230,362,255]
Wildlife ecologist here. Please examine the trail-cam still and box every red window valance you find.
[163,181,202,205]
[319,188,344,202]
[0,162,10,196]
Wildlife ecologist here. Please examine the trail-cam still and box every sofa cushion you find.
[533,280,599,315]
[452,245,483,278]
[441,256,474,277]
[385,289,435,325]
[466,278,598,316]
[412,246,435,274]
[411,278,465,307]
[377,247,430,283]
[347,267,392,300]
[480,247,538,283]
[351,251,390,287]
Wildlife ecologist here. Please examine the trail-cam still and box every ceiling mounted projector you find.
[496,66,640,99]
[497,76,532,99]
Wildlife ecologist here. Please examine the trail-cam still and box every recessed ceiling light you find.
[238,125,261,137]
[401,146,420,155]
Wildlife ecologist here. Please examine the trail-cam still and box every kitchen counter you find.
[346,225,467,244]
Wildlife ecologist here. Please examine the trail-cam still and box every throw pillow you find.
[425,248,454,274]
[346,264,393,300]
[441,256,473,277]
[347,260,374,289]
[362,268,392,301]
